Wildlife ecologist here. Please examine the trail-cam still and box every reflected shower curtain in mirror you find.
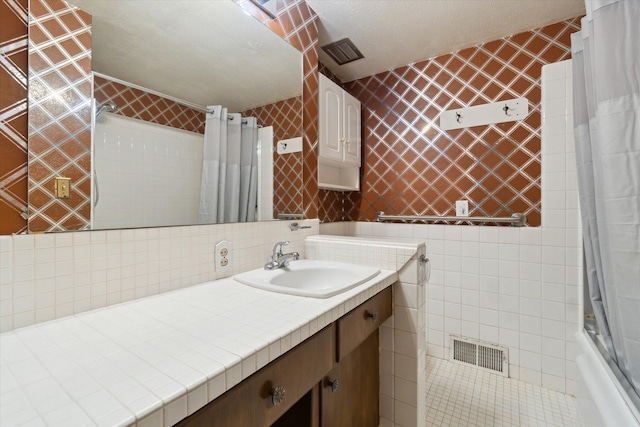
[571,0,640,395]
[199,106,259,224]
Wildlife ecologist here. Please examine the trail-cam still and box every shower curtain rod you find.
[204,111,262,127]
[376,212,527,226]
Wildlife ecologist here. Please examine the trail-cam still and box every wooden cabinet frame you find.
[177,287,392,427]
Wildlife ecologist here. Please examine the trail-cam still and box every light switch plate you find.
[215,240,232,273]
[456,200,469,217]
[55,177,71,199]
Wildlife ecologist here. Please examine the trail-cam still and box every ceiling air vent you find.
[321,38,364,65]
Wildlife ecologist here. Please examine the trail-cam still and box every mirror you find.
[28,0,303,231]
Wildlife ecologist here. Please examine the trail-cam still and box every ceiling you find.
[68,0,302,112]
[306,0,585,83]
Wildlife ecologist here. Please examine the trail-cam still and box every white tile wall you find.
[0,219,318,332]
[306,235,428,427]
[93,114,204,229]
[321,60,582,396]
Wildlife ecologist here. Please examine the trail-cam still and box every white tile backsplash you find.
[0,220,318,332]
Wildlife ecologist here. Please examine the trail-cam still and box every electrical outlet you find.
[215,240,232,273]
[456,200,469,217]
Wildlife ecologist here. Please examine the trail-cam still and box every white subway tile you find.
[542,264,566,284]
[478,242,499,259]
[479,325,499,343]
[541,301,565,322]
[519,228,542,246]
[542,373,565,393]
[478,308,499,327]
[542,283,566,303]
[499,294,519,313]
[519,297,541,317]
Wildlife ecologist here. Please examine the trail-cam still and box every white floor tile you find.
[425,356,578,426]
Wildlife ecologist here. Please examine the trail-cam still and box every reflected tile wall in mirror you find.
[93,114,204,229]
[0,0,28,235]
[27,0,92,232]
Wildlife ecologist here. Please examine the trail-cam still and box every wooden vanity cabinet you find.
[177,326,333,427]
[321,332,379,427]
[176,287,392,427]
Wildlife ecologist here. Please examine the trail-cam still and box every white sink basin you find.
[233,260,380,298]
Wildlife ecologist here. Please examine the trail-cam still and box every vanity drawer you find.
[178,324,333,427]
[336,286,392,361]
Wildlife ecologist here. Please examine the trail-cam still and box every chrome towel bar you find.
[376,212,527,227]
[277,213,304,219]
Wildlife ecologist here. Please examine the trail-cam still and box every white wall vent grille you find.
[448,335,509,377]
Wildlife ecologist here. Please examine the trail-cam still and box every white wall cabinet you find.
[318,73,361,191]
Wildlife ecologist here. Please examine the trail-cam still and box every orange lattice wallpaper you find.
[342,17,582,227]
[27,0,93,232]
[241,96,304,218]
[0,0,29,234]
[94,76,206,134]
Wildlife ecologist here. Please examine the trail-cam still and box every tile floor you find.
[425,356,579,426]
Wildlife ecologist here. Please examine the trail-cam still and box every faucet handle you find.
[272,241,290,259]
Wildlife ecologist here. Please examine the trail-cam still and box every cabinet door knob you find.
[366,311,378,322]
[328,378,340,392]
[270,385,286,406]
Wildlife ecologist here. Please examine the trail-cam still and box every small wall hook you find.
[456,112,462,123]
[503,104,511,116]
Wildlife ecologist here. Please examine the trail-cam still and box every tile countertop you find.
[0,269,397,427]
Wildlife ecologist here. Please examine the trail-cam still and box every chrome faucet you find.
[264,241,299,270]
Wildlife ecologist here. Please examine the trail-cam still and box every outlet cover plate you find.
[215,240,232,273]
[456,200,469,217]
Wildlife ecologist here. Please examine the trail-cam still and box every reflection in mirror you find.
[31,0,303,231]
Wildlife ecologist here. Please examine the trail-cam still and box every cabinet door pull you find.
[327,378,340,392]
[270,385,286,406]
[366,310,378,322]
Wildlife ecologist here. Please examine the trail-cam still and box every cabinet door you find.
[319,74,344,163]
[343,91,361,166]
[321,332,379,427]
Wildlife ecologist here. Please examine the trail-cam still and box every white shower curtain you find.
[571,0,640,395]
[199,106,259,224]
